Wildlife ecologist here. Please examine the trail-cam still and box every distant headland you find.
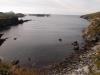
[29,14,50,17]
[0,11,31,31]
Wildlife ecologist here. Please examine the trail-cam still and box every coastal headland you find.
[0,12,100,75]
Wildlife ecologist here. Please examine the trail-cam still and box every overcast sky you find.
[0,0,100,15]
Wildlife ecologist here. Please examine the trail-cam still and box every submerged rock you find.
[58,38,62,42]
[13,37,17,40]
[72,41,79,51]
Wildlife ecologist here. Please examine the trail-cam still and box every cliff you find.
[81,12,100,21]
[83,18,100,42]
[81,12,100,75]
[0,12,29,31]
[47,12,100,75]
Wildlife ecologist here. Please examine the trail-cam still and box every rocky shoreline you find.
[45,13,100,75]
[0,12,100,75]
[46,41,94,75]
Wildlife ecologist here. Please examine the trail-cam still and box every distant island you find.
[29,14,50,17]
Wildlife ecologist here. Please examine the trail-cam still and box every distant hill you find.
[0,12,25,19]
[0,12,27,31]
[16,13,26,17]
[81,12,100,20]
[29,14,50,17]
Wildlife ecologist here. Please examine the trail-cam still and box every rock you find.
[92,45,100,51]
[58,38,62,42]
[0,38,7,46]
[0,34,3,38]
[72,41,79,51]
[14,37,17,40]
[0,12,31,31]
[11,60,20,65]
[28,57,31,61]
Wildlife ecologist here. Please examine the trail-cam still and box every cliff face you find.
[0,17,18,27]
[81,12,100,21]
[82,12,100,75]
[0,12,28,31]
[82,13,100,42]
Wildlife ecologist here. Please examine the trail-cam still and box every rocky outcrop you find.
[81,13,100,75]
[46,13,100,75]
[0,12,30,31]
[82,18,100,42]
[0,34,7,46]
[80,12,100,21]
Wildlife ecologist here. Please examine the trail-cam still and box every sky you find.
[0,0,100,15]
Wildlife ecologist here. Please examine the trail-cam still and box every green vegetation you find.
[0,12,27,31]
[0,11,25,18]
[81,12,100,20]
[82,12,100,75]
[82,12,100,42]
[0,62,11,75]
[0,61,46,75]
[88,50,100,75]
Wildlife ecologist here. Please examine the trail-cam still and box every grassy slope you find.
[81,12,100,20]
[83,12,100,75]
[0,62,48,75]
[82,12,100,41]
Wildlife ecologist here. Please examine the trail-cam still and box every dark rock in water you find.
[0,38,7,46]
[14,37,17,40]
[72,41,79,51]
[18,19,31,24]
[0,34,3,38]
[12,60,20,65]
[58,38,62,42]
[72,41,78,45]
[28,57,31,61]
[73,46,79,51]
[24,19,32,22]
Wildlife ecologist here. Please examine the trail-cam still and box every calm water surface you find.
[0,15,89,68]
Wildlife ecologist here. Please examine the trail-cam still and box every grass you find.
[0,62,48,75]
